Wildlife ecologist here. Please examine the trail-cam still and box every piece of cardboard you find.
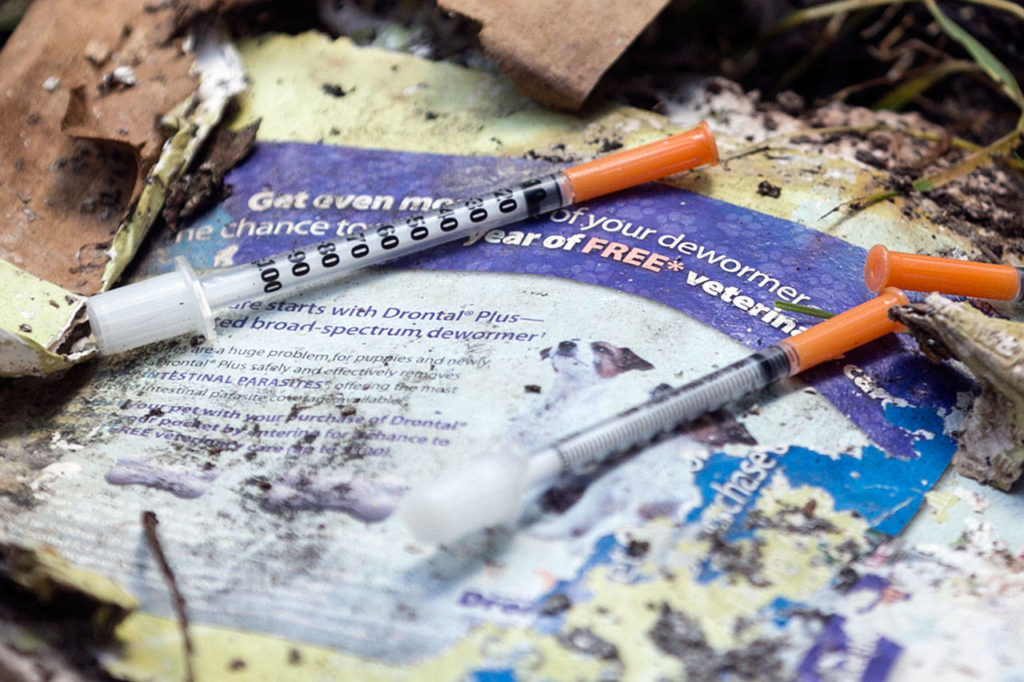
[438,0,670,110]
[0,0,196,295]
[0,7,248,376]
[0,0,194,376]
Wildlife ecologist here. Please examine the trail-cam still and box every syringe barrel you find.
[203,173,571,310]
[533,288,911,481]
[401,346,793,544]
[541,345,793,477]
[87,174,570,354]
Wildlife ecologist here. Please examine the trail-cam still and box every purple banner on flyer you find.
[139,142,968,492]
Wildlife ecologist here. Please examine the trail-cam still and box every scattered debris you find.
[649,603,786,681]
[757,180,782,198]
[163,119,260,231]
[98,65,138,93]
[141,511,196,682]
[626,539,650,558]
[321,82,349,97]
[0,539,137,679]
[539,592,572,616]
[557,626,620,661]
[892,294,1024,490]
[703,532,771,587]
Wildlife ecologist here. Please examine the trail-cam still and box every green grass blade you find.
[874,60,977,110]
[923,0,1024,107]
[773,0,913,33]
[775,301,836,319]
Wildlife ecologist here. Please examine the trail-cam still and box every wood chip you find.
[438,0,670,110]
[893,294,1024,490]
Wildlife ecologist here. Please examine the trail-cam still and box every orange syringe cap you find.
[562,121,719,203]
[865,244,1023,301]
[782,287,909,374]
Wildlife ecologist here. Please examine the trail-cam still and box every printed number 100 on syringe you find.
[247,176,566,297]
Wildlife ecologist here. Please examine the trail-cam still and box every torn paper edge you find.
[0,30,246,377]
[102,28,248,290]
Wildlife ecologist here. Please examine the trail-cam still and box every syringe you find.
[86,123,719,355]
[399,288,910,544]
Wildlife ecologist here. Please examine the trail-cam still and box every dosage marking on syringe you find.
[377,224,399,250]
[318,241,340,267]
[246,184,544,294]
[254,240,348,293]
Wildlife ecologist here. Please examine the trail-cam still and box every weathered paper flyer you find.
[4,33,1023,681]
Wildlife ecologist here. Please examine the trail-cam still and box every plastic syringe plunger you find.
[86,258,214,355]
[399,452,528,545]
